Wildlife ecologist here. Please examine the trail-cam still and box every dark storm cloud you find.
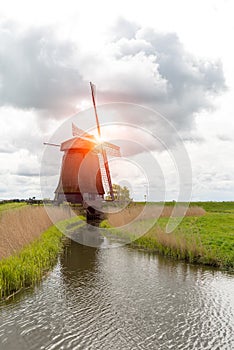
[0,18,226,135]
[97,25,226,131]
[0,21,86,116]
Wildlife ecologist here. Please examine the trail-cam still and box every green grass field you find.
[189,201,234,213]
[133,202,234,270]
[101,202,234,270]
[0,202,27,212]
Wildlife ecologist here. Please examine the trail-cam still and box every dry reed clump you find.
[107,204,206,227]
[184,206,206,217]
[128,222,205,263]
[0,206,73,259]
[144,224,205,260]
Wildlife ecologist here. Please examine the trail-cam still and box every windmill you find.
[52,82,121,205]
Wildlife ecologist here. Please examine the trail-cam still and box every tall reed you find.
[0,205,73,259]
[107,204,205,227]
[0,225,63,299]
[0,215,83,300]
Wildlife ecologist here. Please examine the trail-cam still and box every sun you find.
[95,134,104,144]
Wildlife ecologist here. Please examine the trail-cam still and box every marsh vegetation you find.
[0,201,233,300]
[103,202,234,270]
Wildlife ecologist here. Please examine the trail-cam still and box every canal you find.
[0,239,233,349]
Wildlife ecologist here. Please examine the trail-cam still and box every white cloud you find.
[0,3,233,201]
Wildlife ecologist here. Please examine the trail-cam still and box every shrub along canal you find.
[0,238,233,349]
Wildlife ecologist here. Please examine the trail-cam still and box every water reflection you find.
[65,220,137,248]
[0,240,233,350]
[61,238,97,274]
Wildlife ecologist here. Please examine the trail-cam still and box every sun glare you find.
[95,134,104,144]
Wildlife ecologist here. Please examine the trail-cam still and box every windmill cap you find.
[60,137,97,151]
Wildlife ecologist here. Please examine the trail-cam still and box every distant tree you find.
[106,184,132,201]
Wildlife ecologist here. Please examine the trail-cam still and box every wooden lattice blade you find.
[98,153,110,195]
[94,142,121,157]
[72,123,95,140]
[102,142,121,157]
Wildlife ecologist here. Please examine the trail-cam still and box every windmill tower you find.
[53,83,121,205]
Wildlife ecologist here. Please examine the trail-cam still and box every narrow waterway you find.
[0,239,233,349]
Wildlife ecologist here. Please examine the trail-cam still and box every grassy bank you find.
[102,202,234,270]
[0,216,84,300]
[0,225,63,299]
[133,213,234,270]
[0,205,75,259]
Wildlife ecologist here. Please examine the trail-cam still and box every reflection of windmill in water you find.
[54,82,121,207]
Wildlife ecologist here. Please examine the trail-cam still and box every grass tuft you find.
[0,225,63,299]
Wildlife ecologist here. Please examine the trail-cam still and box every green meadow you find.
[102,202,234,270]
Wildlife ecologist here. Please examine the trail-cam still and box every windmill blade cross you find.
[73,122,121,157]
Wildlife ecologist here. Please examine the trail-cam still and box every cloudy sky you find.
[0,0,233,201]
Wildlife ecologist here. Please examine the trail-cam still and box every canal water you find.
[0,239,233,349]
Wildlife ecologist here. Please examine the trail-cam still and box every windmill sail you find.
[72,123,95,140]
[72,123,121,157]
[68,82,120,201]
[47,82,120,205]
[97,153,111,195]
[89,82,115,201]
[100,142,121,157]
